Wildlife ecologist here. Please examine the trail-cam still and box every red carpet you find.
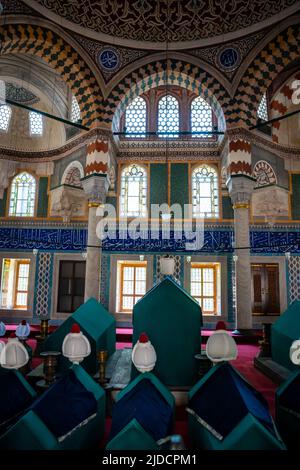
[232,344,276,416]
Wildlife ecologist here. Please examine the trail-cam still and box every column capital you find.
[227,175,255,206]
[81,174,109,205]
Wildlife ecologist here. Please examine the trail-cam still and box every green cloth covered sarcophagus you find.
[132,277,202,386]
[106,372,175,450]
[187,363,285,450]
[0,364,105,450]
[271,301,300,371]
[43,298,115,374]
[0,368,36,436]
[275,369,300,449]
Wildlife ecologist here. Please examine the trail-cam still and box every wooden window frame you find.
[13,260,30,309]
[119,261,147,313]
[190,263,218,315]
[57,260,86,314]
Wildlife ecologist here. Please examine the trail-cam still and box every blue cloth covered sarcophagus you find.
[0,368,36,435]
[276,369,300,449]
[43,298,116,374]
[0,365,105,450]
[188,363,285,450]
[132,277,202,386]
[272,301,300,371]
[106,372,175,450]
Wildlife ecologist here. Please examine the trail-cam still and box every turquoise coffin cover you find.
[132,277,202,386]
[188,363,285,450]
[0,364,105,450]
[106,372,174,450]
[43,298,116,374]
[0,368,36,434]
[271,300,300,371]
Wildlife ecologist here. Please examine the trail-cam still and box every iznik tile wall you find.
[100,253,110,310]
[287,255,300,304]
[34,252,54,317]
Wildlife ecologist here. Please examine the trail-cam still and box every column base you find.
[232,328,255,336]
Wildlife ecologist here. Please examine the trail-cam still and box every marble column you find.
[82,136,111,302]
[85,203,101,301]
[227,135,254,333]
[228,176,255,332]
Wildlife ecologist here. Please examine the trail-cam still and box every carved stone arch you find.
[0,23,102,127]
[230,23,300,128]
[269,70,300,143]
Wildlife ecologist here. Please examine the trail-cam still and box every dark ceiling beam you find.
[250,108,300,130]
[4,98,89,131]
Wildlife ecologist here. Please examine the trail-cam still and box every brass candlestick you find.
[40,319,50,339]
[40,351,60,386]
[98,350,108,385]
[34,319,50,358]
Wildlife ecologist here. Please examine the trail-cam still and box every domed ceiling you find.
[23,0,300,49]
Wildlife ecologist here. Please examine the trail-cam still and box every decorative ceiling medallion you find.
[216,46,241,72]
[98,48,120,72]
[75,34,147,83]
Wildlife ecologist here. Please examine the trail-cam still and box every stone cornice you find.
[0,127,116,162]
[0,220,87,229]
[1,127,299,163]
[117,138,220,161]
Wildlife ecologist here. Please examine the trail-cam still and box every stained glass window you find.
[257,93,268,121]
[119,261,147,312]
[0,104,12,131]
[9,172,36,217]
[125,96,146,137]
[190,263,218,315]
[158,95,179,137]
[191,96,213,137]
[71,95,81,123]
[29,111,43,135]
[120,164,147,217]
[192,165,219,218]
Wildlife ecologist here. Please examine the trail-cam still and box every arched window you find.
[158,95,179,137]
[257,93,268,121]
[71,95,81,123]
[191,97,213,137]
[120,164,147,217]
[0,105,12,132]
[192,165,219,218]
[125,96,146,137]
[29,111,43,136]
[9,172,36,217]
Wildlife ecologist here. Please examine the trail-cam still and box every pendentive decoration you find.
[216,46,241,72]
[98,47,120,72]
